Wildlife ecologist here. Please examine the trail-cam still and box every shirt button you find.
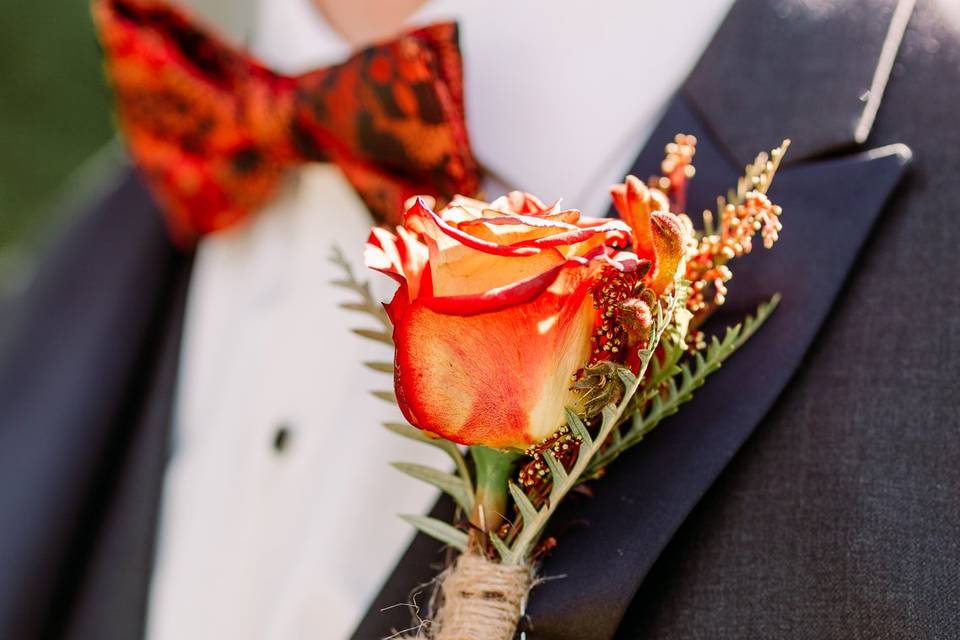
[272,423,292,454]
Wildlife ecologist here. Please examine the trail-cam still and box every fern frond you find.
[364,361,394,374]
[587,294,780,474]
[399,514,468,552]
[493,287,682,564]
[329,245,392,342]
[392,462,473,512]
[383,423,474,497]
[371,390,397,404]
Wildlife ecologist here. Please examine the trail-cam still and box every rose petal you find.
[407,197,543,257]
[457,212,582,247]
[488,191,551,214]
[394,267,597,448]
[421,253,594,315]
[511,220,632,250]
[430,243,568,297]
[364,226,429,296]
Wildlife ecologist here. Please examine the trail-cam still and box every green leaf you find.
[542,450,568,487]
[371,390,397,404]
[330,244,392,330]
[352,328,393,345]
[508,481,538,526]
[489,531,511,560]
[392,462,473,511]
[590,294,781,472]
[383,421,431,443]
[363,361,394,374]
[399,514,468,552]
[330,278,356,290]
[382,423,474,497]
[494,286,683,565]
[616,367,638,390]
[339,301,374,313]
[565,407,592,446]
[600,403,618,430]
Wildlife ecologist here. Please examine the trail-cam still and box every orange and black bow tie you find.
[93,0,481,243]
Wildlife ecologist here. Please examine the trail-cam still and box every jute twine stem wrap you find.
[407,552,533,640]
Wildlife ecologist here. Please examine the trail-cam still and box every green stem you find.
[469,446,520,532]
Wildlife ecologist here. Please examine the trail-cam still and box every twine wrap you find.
[405,552,533,639]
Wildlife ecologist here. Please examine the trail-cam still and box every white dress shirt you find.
[145,1,734,638]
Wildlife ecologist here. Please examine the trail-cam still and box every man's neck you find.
[182,0,258,42]
[311,0,427,46]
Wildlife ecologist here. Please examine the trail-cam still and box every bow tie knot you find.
[94,0,480,242]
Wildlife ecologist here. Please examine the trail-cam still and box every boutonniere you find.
[335,135,789,639]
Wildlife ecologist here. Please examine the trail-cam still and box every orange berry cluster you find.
[655,134,698,213]
[685,190,782,314]
[589,267,644,364]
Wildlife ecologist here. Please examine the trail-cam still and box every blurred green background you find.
[0,1,252,297]
[0,0,114,291]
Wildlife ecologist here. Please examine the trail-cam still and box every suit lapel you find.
[355,1,915,638]
[0,168,191,638]
[526,94,911,640]
[684,0,916,165]
[61,241,192,640]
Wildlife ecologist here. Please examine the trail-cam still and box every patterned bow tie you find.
[93,0,481,242]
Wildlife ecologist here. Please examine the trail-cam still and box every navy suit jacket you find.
[1,1,957,637]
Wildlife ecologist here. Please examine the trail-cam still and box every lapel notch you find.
[684,0,916,165]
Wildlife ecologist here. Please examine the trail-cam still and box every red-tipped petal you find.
[511,220,631,249]
[420,253,597,316]
[407,197,543,257]
[394,268,597,449]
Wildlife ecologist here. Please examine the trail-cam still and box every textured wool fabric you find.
[2,1,958,639]
[355,94,912,640]
[617,1,960,638]
[0,172,192,638]
[355,1,960,638]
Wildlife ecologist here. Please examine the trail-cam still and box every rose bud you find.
[618,297,653,345]
[366,194,639,450]
[610,175,659,257]
[648,211,687,293]
[610,177,688,294]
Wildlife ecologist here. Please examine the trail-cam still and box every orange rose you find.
[366,188,686,450]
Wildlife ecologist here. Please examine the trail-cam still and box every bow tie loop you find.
[94,0,480,242]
